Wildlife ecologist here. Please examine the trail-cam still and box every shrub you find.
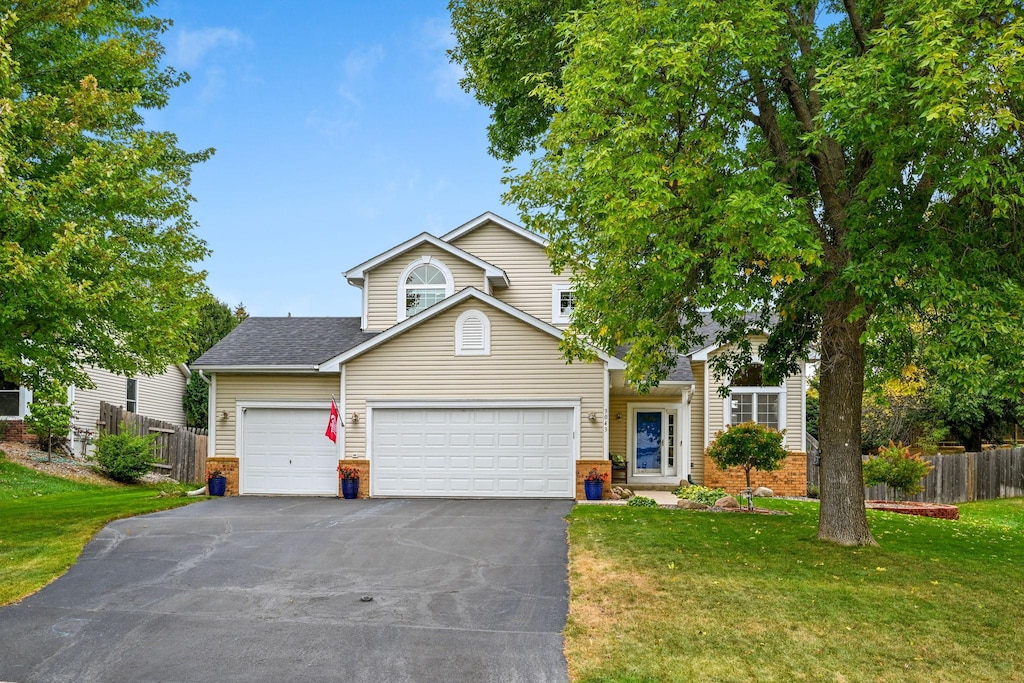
[862,440,933,500]
[92,425,157,483]
[673,485,727,506]
[706,422,788,510]
[627,495,658,508]
[806,484,821,499]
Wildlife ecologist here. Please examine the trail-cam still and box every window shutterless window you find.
[126,379,138,413]
[0,377,20,417]
[552,284,575,323]
[728,362,783,430]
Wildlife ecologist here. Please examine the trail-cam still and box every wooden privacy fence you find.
[807,443,1024,504]
[98,401,208,484]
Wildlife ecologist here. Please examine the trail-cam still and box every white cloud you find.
[171,27,247,70]
[417,18,470,103]
[338,44,385,106]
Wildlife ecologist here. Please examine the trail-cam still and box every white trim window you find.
[399,258,454,320]
[552,284,575,324]
[727,362,784,430]
[126,378,139,413]
[455,309,491,356]
[0,375,25,418]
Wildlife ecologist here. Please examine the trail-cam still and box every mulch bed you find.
[866,500,960,520]
[0,441,174,486]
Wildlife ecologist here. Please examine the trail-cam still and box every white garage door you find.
[371,406,575,498]
[241,407,338,495]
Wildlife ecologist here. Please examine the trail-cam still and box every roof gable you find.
[343,232,508,288]
[318,288,625,371]
[440,211,547,248]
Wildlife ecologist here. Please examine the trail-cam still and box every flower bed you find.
[866,500,959,520]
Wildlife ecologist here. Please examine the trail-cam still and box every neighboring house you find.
[192,212,808,499]
[0,365,190,451]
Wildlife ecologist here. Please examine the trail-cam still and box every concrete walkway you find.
[578,489,680,505]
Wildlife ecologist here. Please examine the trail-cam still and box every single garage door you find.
[371,406,575,498]
[241,407,338,495]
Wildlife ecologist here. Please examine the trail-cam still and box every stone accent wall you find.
[339,458,370,498]
[206,457,239,496]
[575,459,611,500]
[1,420,33,444]
[703,452,807,497]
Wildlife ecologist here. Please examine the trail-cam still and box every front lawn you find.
[567,498,1024,682]
[0,454,200,605]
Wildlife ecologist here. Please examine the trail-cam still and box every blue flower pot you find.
[208,476,227,497]
[584,479,603,501]
[341,477,360,499]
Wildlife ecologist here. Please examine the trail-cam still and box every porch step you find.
[618,483,680,492]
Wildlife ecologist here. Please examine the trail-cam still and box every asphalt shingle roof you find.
[192,317,378,368]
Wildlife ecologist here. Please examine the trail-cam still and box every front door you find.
[632,409,677,477]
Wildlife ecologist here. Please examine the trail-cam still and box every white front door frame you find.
[627,401,688,483]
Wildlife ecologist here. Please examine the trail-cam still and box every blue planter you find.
[341,477,360,499]
[584,479,604,501]
[208,476,227,497]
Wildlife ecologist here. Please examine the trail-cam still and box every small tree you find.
[706,422,788,510]
[24,381,73,461]
[862,441,933,501]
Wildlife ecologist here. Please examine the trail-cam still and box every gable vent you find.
[455,309,491,356]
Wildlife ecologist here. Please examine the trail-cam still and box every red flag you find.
[325,400,339,443]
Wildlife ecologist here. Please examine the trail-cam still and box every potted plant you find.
[338,464,361,499]
[583,467,608,500]
[207,469,227,497]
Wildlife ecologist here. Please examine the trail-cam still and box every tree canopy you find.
[0,1,211,392]
[451,0,1024,544]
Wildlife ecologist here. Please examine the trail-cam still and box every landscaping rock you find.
[677,499,709,510]
[609,492,621,500]
[754,486,774,498]
[612,486,634,500]
[714,495,741,509]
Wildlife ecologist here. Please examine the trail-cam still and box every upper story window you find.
[126,378,139,413]
[552,284,575,324]
[455,309,491,356]
[728,362,784,431]
[399,259,455,320]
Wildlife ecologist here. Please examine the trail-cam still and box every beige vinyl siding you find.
[706,341,804,452]
[364,244,486,331]
[343,298,605,459]
[74,365,187,435]
[212,374,340,458]
[690,363,706,483]
[448,222,568,325]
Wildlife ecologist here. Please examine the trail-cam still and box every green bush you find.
[673,485,727,506]
[627,495,659,508]
[92,426,157,483]
[806,484,820,499]
[862,440,933,500]
[706,422,788,510]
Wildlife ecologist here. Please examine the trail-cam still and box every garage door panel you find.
[242,408,337,495]
[371,407,575,498]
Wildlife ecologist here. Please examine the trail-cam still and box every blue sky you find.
[149,1,514,317]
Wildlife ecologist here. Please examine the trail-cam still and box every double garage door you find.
[371,406,576,498]
[239,405,576,498]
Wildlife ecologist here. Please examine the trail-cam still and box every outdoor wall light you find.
[587,412,598,423]
[615,412,622,421]
[219,410,229,420]
[350,412,360,424]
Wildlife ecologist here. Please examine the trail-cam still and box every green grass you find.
[566,498,1024,683]
[0,454,200,605]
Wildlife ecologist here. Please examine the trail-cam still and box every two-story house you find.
[192,212,808,499]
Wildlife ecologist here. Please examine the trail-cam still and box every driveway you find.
[0,498,573,683]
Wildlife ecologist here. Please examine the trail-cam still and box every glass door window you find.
[635,411,663,471]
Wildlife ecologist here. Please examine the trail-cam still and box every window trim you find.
[454,309,491,356]
[551,283,575,324]
[0,381,30,420]
[398,257,455,321]
[126,378,139,413]
[724,359,786,432]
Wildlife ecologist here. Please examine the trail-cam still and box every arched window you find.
[399,259,453,320]
[455,309,490,356]
[728,362,784,430]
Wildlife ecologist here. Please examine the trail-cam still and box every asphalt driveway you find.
[0,497,574,683]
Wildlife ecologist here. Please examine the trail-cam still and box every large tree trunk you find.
[817,300,876,546]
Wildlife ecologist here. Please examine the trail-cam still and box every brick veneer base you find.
[702,452,808,497]
[575,459,611,500]
[339,459,370,498]
[1,420,34,445]
[206,457,239,496]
